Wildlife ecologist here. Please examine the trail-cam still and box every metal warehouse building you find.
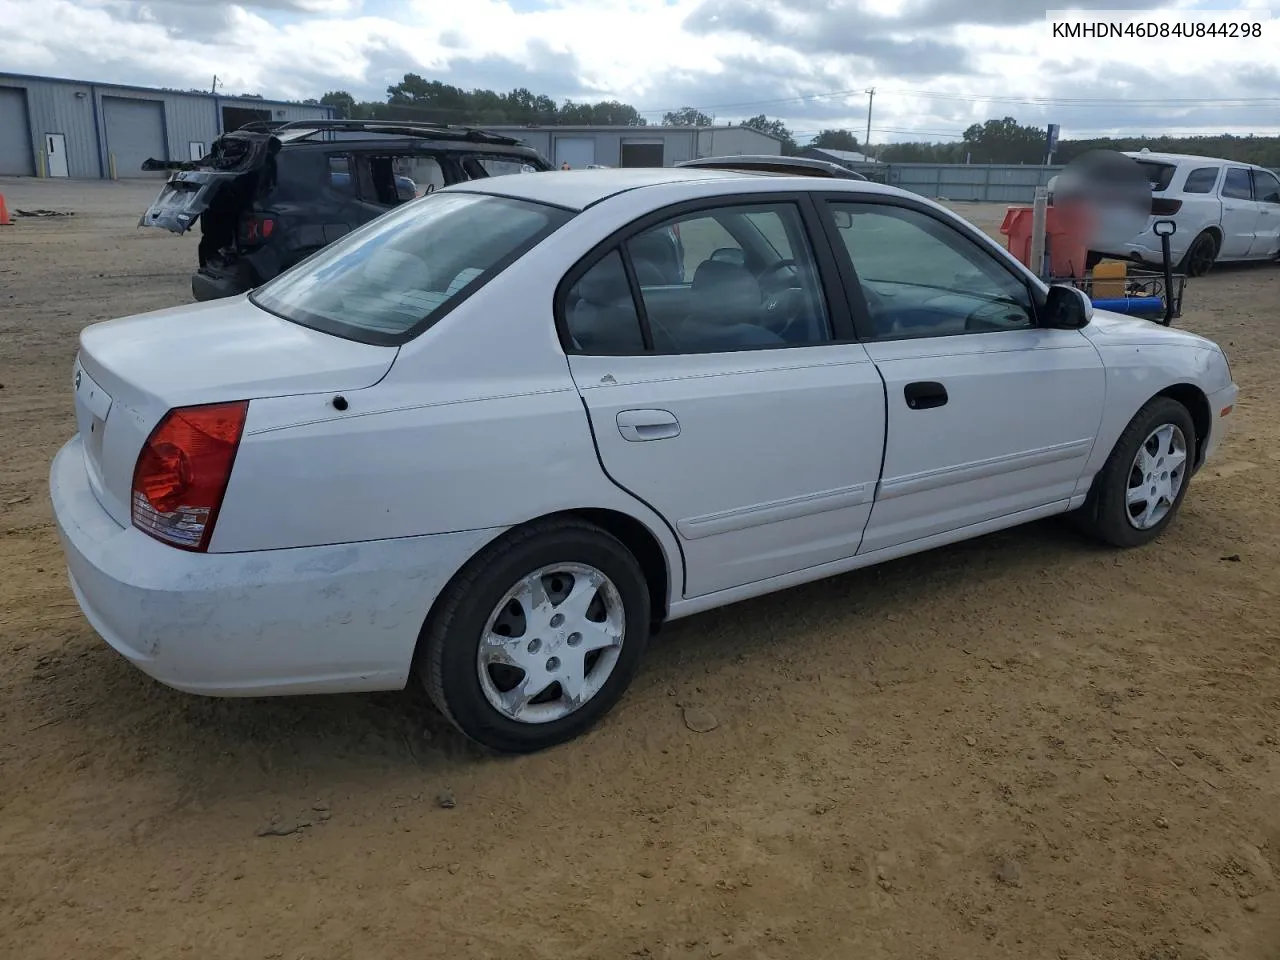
[0,72,334,179]
[484,124,782,169]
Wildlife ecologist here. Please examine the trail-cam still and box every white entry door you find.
[45,133,69,177]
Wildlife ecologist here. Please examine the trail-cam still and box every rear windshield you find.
[1134,161,1177,192]
[250,192,572,345]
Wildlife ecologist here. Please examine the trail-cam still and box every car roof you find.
[276,133,543,156]
[447,166,884,211]
[1123,150,1247,167]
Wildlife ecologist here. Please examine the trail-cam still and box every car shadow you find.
[19,516,1111,796]
[641,515,1108,676]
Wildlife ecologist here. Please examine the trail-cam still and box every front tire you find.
[418,518,651,753]
[1071,397,1196,548]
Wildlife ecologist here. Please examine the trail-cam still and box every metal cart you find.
[1046,269,1187,325]
[1048,218,1186,327]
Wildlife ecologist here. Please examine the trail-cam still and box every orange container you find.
[998,205,1092,279]
[1091,259,1127,298]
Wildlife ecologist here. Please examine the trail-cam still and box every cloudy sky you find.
[2,0,1277,142]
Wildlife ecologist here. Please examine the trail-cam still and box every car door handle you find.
[904,381,948,410]
[617,408,681,442]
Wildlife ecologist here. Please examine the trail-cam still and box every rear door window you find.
[1222,168,1253,200]
[396,156,445,196]
[350,153,426,206]
[468,156,539,178]
[1181,167,1219,194]
[328,155,355,195]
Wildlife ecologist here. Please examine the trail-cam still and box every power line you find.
[639,85,1280,118]
[881,87,1280,107]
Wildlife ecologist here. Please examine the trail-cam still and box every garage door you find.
[103,96,167,178]
[0,87,35,176]
[553,137,596,169]
[621,140,664,168]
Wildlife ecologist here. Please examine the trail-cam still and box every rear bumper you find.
[191,266,254,302]
[50,436,500,697]
[1099,237,1186,269]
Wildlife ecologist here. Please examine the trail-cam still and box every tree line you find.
[316,77,1280,167]
[318,76,865,154]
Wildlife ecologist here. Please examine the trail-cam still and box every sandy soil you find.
[1,178,1278,960]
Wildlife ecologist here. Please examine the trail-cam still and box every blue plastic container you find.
[1090,297,1165,316]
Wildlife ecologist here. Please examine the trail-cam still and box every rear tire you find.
[1178,230,1219,278]
[1070,397,1196,548]
[417,518,651,753]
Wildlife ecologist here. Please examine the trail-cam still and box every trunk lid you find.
[139,169,245,235]
[138,131,275,235]
[73,296,399,527]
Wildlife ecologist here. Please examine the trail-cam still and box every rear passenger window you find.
[1135,161,1177,192]
[469,157,534,178]
[563,250,647,354]
[352,154,435,206]
[1182,167,1219,194]
[396,156,444,195]
[629,204,831,353]
[328,156,354,195]
[1222,168,1253,200]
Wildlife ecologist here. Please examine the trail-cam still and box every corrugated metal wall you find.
[0,76,102,177]
[166,94,223,162]
[886,164,1064,202]
[695,127,781,158]
[864,163,1280,203]
[485,126,781,167]
[0,73,332,179]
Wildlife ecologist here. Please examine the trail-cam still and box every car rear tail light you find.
[131,401,248,552]
[1151,198,1182,216]
[238,214,276,246]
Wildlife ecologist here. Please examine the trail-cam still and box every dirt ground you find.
[1,177,1278,960]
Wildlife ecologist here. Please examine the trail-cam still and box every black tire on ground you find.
[1069,397,1197,548]
[1178,230,1219,278]
[417,517,651,753]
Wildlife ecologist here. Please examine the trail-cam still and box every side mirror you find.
[1043,283,1093,329]
[832,209,853,230]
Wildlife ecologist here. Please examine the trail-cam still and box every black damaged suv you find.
[139,118,554,301]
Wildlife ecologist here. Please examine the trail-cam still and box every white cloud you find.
[1,0,1277,140]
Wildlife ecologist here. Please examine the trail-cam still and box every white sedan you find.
[51,168,1238,753]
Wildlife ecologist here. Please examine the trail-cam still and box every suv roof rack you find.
[675,155,869,180]
[245,117,526,146]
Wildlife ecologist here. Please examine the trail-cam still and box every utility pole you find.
[864,87,875,161]
[211,75,219,95]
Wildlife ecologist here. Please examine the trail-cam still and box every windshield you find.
[250,192,572,345]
